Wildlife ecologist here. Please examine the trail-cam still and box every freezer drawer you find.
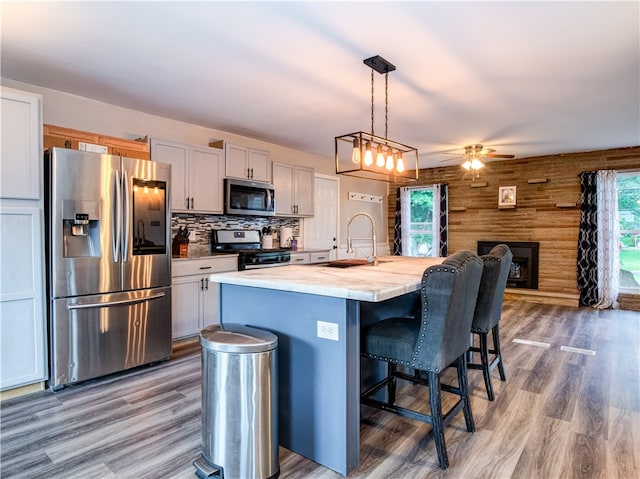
[49,287,171,389]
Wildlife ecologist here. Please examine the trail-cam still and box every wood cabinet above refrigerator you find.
[43,124,150,160]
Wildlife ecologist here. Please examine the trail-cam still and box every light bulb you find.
[351,138,361,165]
[396,153,405,173]
[471,158,484,170]
[363,142,373,166]
[462,160,471,170]
[385,150,394,170]
[376,145,385,167]
[386,149,394,170]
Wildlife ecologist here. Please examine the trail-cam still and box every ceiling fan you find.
[440,144,515,178]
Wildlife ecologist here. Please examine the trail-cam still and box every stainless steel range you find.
[212,229,290,270]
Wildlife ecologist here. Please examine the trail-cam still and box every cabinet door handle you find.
[186,198,190,209]
[204,278,209,290]
[199,266,212,270]
[190,197,194,209]
[200,278,204,290]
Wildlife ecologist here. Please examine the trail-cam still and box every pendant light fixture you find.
[335,55,418,182]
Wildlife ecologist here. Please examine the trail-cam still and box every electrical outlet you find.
[189,230,196,241]
[317,321,339,341]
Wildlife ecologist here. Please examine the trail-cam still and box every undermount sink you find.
[324,259,390,268]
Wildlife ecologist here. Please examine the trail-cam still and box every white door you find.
[304,174,339,259]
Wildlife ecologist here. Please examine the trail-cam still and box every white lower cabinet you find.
[290,251,331,265]
[171,256,237,339]
[290,252,310,264]
[310,251,331,263]
[0,206,47,389]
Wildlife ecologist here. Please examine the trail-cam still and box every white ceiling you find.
[2,1,639,168]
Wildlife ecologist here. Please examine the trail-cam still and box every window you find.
[400,186,438,257]
[618,172,640,293]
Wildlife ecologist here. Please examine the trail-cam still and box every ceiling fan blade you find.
[485,153,515,158]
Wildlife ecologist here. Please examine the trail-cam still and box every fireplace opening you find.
[477,241,539,289]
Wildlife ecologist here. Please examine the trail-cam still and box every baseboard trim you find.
[1,381,45,401]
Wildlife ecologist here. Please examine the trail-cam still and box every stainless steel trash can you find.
[193,324,279,479]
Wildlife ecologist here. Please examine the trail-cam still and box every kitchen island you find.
[210,255,443,475]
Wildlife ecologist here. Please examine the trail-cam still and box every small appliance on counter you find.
[212,229,290,270]
[279,227,292,248]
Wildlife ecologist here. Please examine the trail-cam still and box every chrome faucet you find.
[346,212,378,266]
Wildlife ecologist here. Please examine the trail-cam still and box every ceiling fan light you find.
[471,158,484,170]
[363,141,373,166]
[462,160,472,170]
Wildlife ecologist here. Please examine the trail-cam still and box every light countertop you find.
[210,256,443,302]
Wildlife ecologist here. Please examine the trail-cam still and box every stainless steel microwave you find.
[225,178,275,216]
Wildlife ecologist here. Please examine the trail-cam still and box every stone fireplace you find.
[477,241,540,289]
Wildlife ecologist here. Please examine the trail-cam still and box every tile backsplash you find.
[172,213,300,254]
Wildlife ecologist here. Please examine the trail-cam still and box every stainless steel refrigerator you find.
[45,147,172,389]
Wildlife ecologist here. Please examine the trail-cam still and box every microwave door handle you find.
[113,169,121,262]
[266,189,272,210]
[122,170,130,261]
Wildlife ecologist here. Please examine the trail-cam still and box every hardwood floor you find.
[1,301,638,478]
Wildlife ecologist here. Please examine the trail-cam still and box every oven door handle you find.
[243,262,290,270]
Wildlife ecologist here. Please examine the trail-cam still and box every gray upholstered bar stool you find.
[467,244,512,401]
[360,250,483,470]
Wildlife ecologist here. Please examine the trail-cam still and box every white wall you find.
[1,78,389,246]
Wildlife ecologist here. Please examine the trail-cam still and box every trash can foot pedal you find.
[193,457,222,478]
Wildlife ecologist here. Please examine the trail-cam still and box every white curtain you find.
[594,170,620,309]
[400,187,411,256]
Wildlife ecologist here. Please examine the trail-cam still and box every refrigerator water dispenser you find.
[62,200,100,257]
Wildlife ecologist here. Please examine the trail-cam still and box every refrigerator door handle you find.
[122,169,131,261]
[113,169,122,262]
[67,291,166,310]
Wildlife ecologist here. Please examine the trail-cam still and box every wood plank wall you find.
[388,146,640,310]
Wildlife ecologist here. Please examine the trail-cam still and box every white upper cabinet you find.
[1,88,42,200]
[225,142,271,183]
[151,139,224,213]
[190,146,224,213]
[273,162,314,217]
